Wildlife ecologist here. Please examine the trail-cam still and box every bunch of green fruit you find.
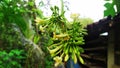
[35,6,87,67]
[47,21,87,65]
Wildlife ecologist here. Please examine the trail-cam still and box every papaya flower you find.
[34,17,46,25]
[53,32,70,40]
[53,56,62,67]
[53,32,58,40]
[39,26,45,32]
[63,35,70,40]
[70,13,80,20]
[47,44,63,55]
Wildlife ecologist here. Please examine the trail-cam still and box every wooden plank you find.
[85,47,106,51]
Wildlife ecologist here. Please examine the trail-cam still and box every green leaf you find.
[11,61,17,65]
[11,49,23,56]
[16,56,25,59]
[3,56,9,61]
[28,2,34,6]
[9,52,14,57]
[33,35,40,44]
[0,51,7,56]
[0,61,2,64]
[104,2,116,17]
[0,65,4,68]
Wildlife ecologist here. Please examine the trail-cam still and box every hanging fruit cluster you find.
[35,6,87,67]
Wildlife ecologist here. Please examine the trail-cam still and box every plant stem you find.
[60,0,64,16]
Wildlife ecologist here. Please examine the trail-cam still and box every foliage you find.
[0,0,45,68]
[0,24,27,68]
[0,0,29,37]
[0,49,26,68]
[104,0,120,17]
[104,1,116,17]
[0,0,90,68]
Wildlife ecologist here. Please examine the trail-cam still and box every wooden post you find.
[107,28,115,68]
[114,21,120,66]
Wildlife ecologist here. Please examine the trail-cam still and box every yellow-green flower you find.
[47,45,62,55]
[39,26,45,32]
[70,13,80,20]
[34,17,46,25]
[53,32,70,40]
[53,56,62,67]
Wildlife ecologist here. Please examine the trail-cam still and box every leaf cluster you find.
[104,0,120,17]
[0,49,26,68]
